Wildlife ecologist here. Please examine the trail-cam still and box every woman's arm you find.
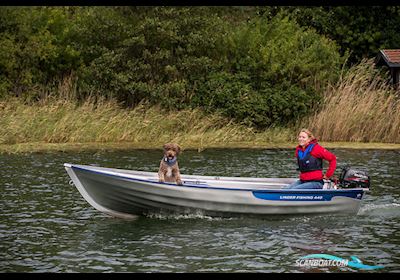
[314,145,337,178]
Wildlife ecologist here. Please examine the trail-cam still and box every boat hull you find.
[64,164,367,218]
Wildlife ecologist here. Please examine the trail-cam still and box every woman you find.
[284,129,336,189]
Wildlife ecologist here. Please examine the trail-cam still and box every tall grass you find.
[0,83,294,150]
[304,59,400,143]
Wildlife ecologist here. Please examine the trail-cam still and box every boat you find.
[64,163,370,219]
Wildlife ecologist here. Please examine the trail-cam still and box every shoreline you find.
[1,141,400,154]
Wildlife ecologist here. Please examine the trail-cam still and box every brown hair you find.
[299,128,315,141]
[163,143,181,155]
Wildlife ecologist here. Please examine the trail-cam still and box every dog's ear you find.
[163,143,171,152]
[175,144,181,155]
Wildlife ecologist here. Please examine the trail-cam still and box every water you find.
[1,148,399,272]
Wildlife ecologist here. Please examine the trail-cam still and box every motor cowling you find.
[339,166,370,189]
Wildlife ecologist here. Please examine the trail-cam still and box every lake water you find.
[1,148,399,272]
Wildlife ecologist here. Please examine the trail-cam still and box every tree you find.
[259,6,400,65]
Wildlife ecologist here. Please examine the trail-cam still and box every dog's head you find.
[163,143,181,160]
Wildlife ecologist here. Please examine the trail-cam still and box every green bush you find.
[194,71,316,128]
[0,7,83,98]
[72,7,228,107]
[193,15,341,127]
[263,6,400,64]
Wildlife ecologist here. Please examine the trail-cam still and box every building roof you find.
[375,49,400,68]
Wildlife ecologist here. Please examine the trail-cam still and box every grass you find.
[1,60,399,154]
[304,59,400,143]
[0,95,296,153]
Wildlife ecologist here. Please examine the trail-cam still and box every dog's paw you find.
[177,180,183,186]
[159,179,165,183]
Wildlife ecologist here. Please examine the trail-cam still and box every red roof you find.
[375,49,400,68]
[382,50,400,64]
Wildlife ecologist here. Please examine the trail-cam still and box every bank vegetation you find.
[1,7,399,153]
[1,60,399,154]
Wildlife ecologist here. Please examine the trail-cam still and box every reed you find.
[304,59,400,143]
[0,93,294,150]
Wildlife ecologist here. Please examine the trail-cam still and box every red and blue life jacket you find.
[297,143,323,172]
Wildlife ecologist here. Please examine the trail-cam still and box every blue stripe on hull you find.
[252,191,364,201]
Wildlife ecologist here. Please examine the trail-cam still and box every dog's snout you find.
[166,151,175,158]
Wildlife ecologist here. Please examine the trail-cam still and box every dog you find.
[158,143,183,185]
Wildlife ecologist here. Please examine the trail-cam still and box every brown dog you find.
[158,143,183,185]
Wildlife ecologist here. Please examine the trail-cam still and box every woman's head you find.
[298,128,315,147]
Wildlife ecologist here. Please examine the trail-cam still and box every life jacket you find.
[297,143,323,172]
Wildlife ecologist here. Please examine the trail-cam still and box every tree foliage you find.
[262,6,400,64]
[193,15,342,127]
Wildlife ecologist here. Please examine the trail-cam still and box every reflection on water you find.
[0,148,399,272]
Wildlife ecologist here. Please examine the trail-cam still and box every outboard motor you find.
[339,166,370,189]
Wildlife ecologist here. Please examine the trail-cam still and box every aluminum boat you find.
[64,163,369,219]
